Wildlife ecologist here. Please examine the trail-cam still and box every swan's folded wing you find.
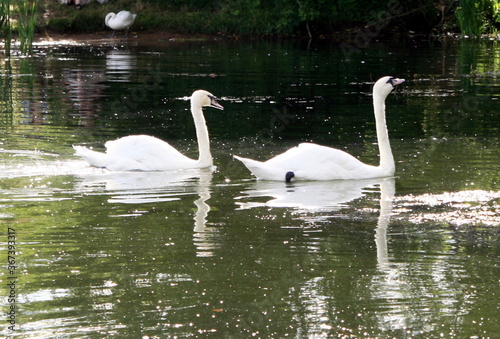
[265,143,362,168]
[105,135,178,156]
[104,135,196,171]
[265,143,378,180]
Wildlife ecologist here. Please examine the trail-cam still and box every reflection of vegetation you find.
[0,38,498,339]
[2,172,498,337]
[414,39,500,141]
[397,137,500,193]
[0,60,14,139]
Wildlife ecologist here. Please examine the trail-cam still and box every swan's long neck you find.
[191,103,212,168]
[105,14,114,26]
[373,94,394,174]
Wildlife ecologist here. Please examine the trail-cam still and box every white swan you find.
[73,90,223,171]
[234,76,405,181]
[105,11,137,34]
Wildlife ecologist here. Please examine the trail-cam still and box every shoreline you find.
[33,31,225,47]
[23,29,498,50]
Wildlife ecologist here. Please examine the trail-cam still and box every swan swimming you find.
[234,76,405,181]
[105,11,137,35]
[73,90,223,171]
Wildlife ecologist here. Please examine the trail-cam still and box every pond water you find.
[0,36,499,338]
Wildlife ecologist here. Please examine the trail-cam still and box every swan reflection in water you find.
[267,178,398,335]
[374,178,395,268]
[106,49,137,83]
[76,168,217,257]
[236,177,396,267]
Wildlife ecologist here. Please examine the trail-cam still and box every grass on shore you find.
[42,0,294,37]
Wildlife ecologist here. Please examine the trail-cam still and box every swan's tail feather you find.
[73,145,109,168]
[233,155,261,169]
[234,155,280,180]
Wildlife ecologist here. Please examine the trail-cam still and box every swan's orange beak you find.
[210,97,224,110]
[392,78,405,86]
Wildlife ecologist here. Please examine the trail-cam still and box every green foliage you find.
[45,1,108,33]
[0,0,12,56]
[0,0,38,56]
[44,0,413,37]
[456,0,483,36]
[16,0,38,55]
[0,0,7,29]
[36,0,500,37]
[456,0,500,36]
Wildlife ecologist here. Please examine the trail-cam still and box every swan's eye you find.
[386,77,394,85]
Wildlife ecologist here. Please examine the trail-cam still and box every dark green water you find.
[0,37,499,338]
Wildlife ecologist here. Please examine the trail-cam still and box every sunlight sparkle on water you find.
[395,190,500,226]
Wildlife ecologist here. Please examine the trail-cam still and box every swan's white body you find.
[73,90,223,171]
[105,11,137,32]
[234,76,405,181]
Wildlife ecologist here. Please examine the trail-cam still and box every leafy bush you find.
[456,0,500,36]
[39,0,500,37]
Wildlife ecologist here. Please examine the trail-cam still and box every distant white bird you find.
[105,10,137,36]
[73,90,223,171]
[234,76,405,181]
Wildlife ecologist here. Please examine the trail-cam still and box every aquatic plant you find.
[0,0,37,56]
[16,0,38,55]
[0,0,12,56]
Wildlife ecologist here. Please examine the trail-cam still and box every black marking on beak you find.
[387,77,405,87]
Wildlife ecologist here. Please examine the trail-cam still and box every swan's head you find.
[373,76,405,98]
[191,90,224,110]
